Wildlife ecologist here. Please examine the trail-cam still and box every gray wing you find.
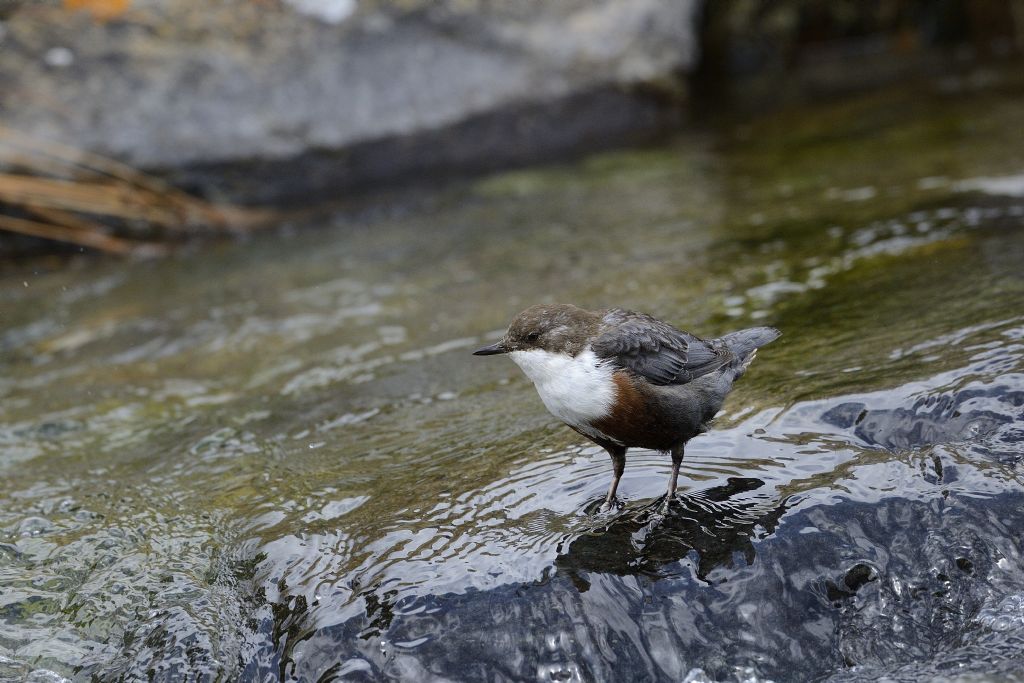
[591,309,732,386]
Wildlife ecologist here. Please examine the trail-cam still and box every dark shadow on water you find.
[557,477,791,588]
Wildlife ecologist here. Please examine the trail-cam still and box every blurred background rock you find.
[0,0,1022,252]
[697,0,1024,106]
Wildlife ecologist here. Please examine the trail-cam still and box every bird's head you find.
[473,304,598,357]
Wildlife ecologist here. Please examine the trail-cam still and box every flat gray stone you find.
[0,0,699,199]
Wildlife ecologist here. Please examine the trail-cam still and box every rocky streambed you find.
[2,78,1024,681]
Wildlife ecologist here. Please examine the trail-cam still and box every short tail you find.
[719,326,781,366]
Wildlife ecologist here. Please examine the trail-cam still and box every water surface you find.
[2,77,1024,682]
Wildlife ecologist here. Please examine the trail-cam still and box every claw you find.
[659,494,674,515]
[599,497,624,514]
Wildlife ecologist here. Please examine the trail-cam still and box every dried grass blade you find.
[0,214,165,256]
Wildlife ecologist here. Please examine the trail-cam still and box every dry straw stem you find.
[0,173,191,226]
[0,125,272,255]
[0,214,165,256]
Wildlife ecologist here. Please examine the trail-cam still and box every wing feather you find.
[591,309,732,385]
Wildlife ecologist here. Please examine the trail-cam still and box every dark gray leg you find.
[604,445,627,507]
[666,444,684,500]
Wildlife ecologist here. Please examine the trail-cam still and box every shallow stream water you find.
[3,76,1024,682]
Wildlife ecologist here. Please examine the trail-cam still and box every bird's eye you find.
[526,331,541,343]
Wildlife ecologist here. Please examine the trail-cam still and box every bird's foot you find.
[598,497,625,515]
[658,494,676,515]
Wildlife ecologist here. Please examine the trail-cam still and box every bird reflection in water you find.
[556,478,791,589]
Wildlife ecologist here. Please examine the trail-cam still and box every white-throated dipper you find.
[473,304,780,508]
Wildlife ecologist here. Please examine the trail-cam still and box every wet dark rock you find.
[822,385,1016,451]
[0,0,699,202]
[227,369,1024,682]
[842,562,878,593]
[251,488,1024,682]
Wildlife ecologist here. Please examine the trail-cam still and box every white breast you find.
[509,348,617,439]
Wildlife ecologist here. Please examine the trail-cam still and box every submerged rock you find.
[821,385,1019,452]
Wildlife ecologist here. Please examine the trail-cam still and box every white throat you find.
[509,347,616,436]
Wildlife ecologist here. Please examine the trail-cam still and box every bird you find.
[473,304,779,509]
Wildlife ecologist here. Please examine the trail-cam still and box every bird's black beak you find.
[472,340,509,356]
